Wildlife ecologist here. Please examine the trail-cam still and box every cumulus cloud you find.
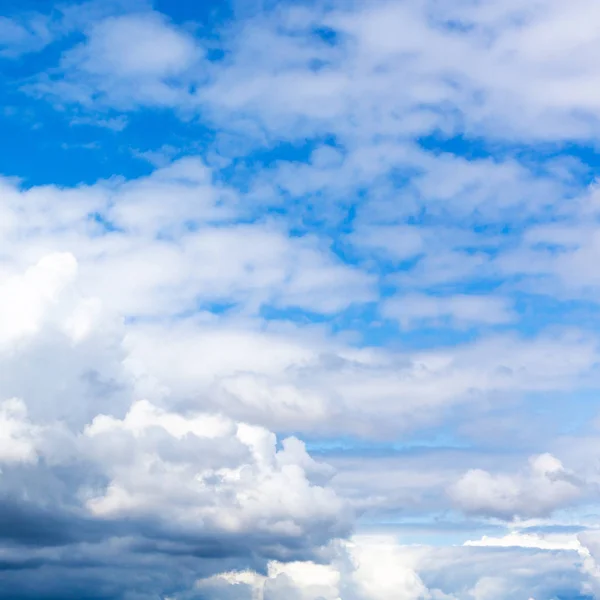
[0,252,78,347]
[192,534,596,600]
[449,454,583,519]
[0,254,351,599]
[195,537,429,600]
[82,399,348,541]
[2,186,594,597]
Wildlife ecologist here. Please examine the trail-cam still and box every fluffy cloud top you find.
[449,454,583,519]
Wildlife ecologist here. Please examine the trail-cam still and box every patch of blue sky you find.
[356,514,509,546]
[304,435,473,458]
[0,94,215,185]
[312,25,338,46]
[511,293,600,334]
[154,0,234,27]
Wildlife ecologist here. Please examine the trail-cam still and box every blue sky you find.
[2,0,600,598]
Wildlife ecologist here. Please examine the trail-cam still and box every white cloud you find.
[121,318,600,436]
[467,530,600,598]
[195,536,428,600]
[345,537,429,600]
[34,11,203,109]
[17,0,600,147]
[0,160,374,318]
[449,454,582,519]
[0,14,53,58]
[0,252,78,347]
[0,398,40,464]
[495,185,600,301]
[349,225,424,262]
[0,252,351,591]
[197,0,600,143]
[0,218,593,598]
[71,13,199,78]
[465,531,583,552]
[193,533,595,600]
[383,294,515,329]
[82,399,348,540]
[122,315,600,436]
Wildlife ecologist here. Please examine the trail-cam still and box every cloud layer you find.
[3,0,600,598]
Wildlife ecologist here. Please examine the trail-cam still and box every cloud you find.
[465,531,583,552]
[349,224,425,262]
[0,399,40,464]
[19,164,598,440]
[0,1,153,61]
[0,252,78,347]
[0,181,595,595]
[197,0,600,143]
[71,13,199,78]
[32,10,203,110]
[382,294,515,329]
[0,253,352,598]
[467,531,600,598]
[195,537,429,600]
[0,14,53,58]
[494,185,600,302]
[16,0,600,147]
[0,159,375,318]
[5,0,600,597]
[124,319,599,436]
[449,454,583,519]
[82,399,349,541]
[192,534,594,600]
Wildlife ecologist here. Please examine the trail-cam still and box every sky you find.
[3,0,600,598]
